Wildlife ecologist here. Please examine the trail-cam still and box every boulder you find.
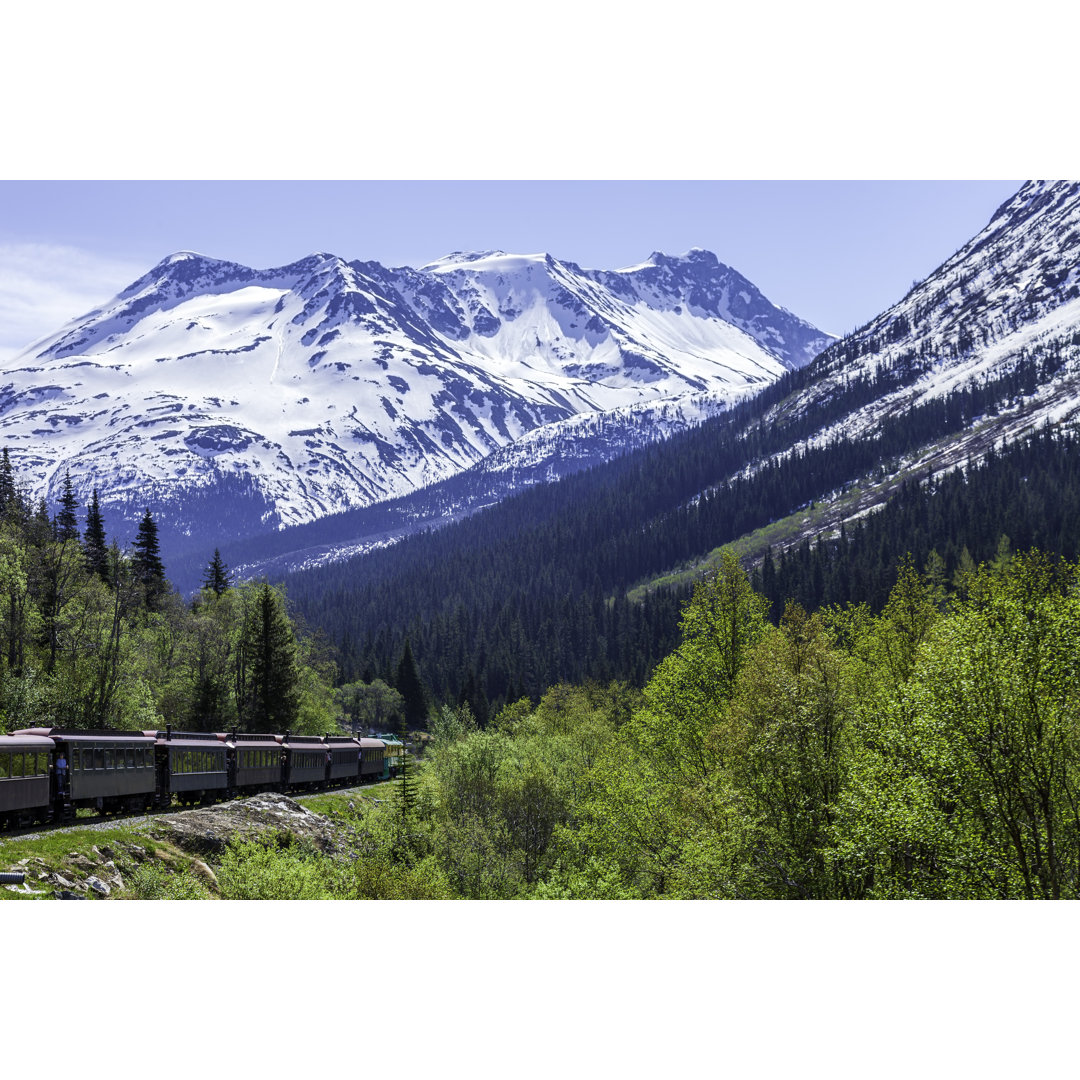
[86,876,111,897]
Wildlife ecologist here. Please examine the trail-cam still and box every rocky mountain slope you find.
[0,245,831,552]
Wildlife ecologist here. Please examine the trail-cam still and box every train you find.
[0,725,401,830]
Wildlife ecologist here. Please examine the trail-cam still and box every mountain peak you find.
[421,251,555,274]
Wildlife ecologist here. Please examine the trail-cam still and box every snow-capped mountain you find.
[766,180,1080,468]
[1,247,831,542]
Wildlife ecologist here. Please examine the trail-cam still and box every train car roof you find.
[1,732,56,751]
[359,738,386,749]
[11,728,155,745]
[144,731,230,749]
[214,733,283,748]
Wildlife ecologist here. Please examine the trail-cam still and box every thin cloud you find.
[0,244,145,362]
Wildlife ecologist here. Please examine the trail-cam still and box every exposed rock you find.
[150,793,340,856]
[68,853,97,871]
[86,876,110,897]
[53,874,75,889]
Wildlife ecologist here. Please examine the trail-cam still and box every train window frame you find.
[0,753,8,779]
[93,748,104,770]
[37,752,48,776]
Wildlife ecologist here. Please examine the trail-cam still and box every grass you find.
[295,780,396,816]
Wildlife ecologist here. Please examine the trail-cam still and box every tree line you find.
[0,450,337,736]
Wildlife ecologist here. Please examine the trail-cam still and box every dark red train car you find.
[148,729,229,806]
[326,736,361,786]
[14,728,157,815]
[219,732,284,793]
[0,732,53,828]
[359,738,386,783]
[281,733,326,791]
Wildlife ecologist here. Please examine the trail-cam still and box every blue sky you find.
[0,180,1021,358]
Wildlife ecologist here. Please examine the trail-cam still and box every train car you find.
[149,728,228,807]
[13,728,157,816]
[359,738,386,783]
[0,732,54,829]
[325,736,361,787]
[282,733,327,791]
[222,732,285,793]
[375,734,404,779]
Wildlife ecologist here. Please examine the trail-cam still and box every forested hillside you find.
[284,332,1078,711]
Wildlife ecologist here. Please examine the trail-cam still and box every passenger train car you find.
[0,726,390,830]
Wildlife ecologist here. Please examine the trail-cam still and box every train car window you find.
[37,753,48,776]
[0,753,9,779]
[126,749,134,769]
[104,750,113,769]
[11,753,24,777]
[115,751,125,770]
[93,748,104,770]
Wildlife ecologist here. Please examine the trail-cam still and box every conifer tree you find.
[202,548,232,595]
[236,582,301,731]
[54,470,79,543]
[0,448,19,519]
[395,639,429,729]
[131,508,166,610]
[83,488,109,583]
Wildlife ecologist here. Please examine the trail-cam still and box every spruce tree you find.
[202,549,232,595]
[83,488,109,583]
[0,448,19,519]
[395,639,429,729]
[54,469,79,543]
[131,508,166,610]
[236,582,301,731]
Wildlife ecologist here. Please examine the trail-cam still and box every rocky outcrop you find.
[149,792,340,857]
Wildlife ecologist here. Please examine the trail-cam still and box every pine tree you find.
[0,448,19,519]
[83,488,109,583]
[395,639,429,729]
[396,713,417,823]
[54,470,79,543]
[131,508,166,610]
[202,548,232,595]
[236,582,301,731]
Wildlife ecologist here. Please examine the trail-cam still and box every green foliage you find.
[123,860,212,900]
[216,835,333,900]
[337,678,403,732]
[837,552,1080,898]
[0,457,335,735]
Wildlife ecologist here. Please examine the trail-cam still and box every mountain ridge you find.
[1,244,832,557]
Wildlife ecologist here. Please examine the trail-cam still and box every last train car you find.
[0,731,53,828]
[13,728,157,816]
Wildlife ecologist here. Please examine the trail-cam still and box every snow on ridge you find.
[3,241,835,536]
